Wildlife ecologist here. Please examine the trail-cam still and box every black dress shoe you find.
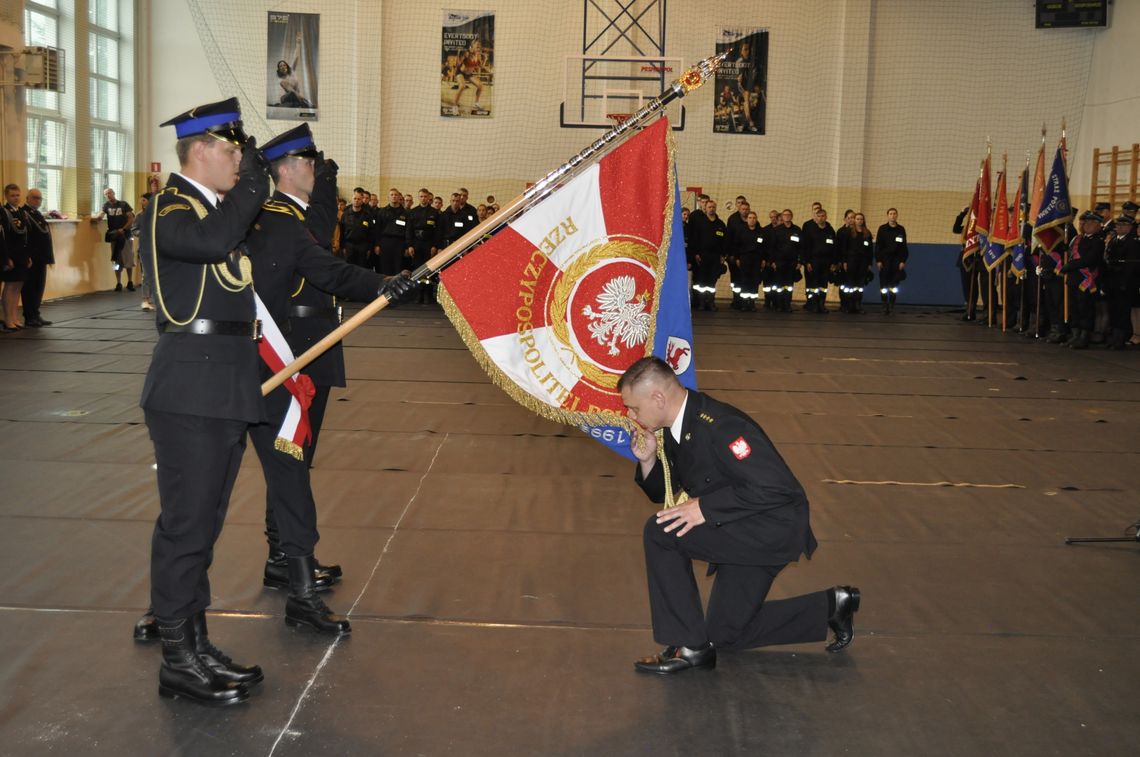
[826,586,861,653]
[134,610,159,642]
[192,612,263,686]
[634,643,716,675]
[157,618,249,707]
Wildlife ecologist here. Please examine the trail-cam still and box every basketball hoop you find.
[605,113,632,127]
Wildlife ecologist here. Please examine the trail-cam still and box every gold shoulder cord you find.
[654,429,689,509]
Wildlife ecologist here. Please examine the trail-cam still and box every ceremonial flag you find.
[1028,140,1046,245]
[1009,166,1028,278]
[254,293,315,460]
[961,170,982,265]
[438,117,696,458]
[976,153,993,252]
[1034,143,1071,254]
[983,169,1011,271]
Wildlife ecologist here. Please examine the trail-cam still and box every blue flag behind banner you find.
[1010,167,1029,277]
[584,175,697,460]
[1034,146,1072,253]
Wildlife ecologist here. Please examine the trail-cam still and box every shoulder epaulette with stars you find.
[699,412,715,424]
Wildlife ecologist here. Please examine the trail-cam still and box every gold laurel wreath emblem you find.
[547,237,658,391]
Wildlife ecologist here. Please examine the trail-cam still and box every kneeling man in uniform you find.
[619,357,860,674]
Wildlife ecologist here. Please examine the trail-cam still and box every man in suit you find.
[618,357,860,674]
[138,97,269,705]
[21,188,54,327]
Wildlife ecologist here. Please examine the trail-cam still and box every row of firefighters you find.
[682,199,908,314]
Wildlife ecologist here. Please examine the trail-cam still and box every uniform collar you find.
[668,391,689,444]
[281,191,309,211]
[175,173,219,208]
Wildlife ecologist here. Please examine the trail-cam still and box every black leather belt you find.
[290,305,341,322]
[160,319,262,340]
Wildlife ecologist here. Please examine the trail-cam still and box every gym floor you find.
[0,293,1136,755]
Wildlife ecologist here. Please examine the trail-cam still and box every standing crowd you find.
[0,183,55,332]
[683,195,909,315]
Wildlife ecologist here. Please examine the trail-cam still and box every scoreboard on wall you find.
[1036,1,1109,29]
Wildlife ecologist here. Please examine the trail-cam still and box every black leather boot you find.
[285,555,351,636]
[134,608,159,642]
[263,521,341,590]
[157,617,249,706]
[1069,328,1090,350]
[192,611,264,686]
[826,586,861,653]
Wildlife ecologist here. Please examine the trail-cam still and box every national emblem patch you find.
[729,436,751,460]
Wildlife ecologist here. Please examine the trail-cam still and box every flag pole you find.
[261,53,727,396]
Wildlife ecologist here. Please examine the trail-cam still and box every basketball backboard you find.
[561,55,685,129]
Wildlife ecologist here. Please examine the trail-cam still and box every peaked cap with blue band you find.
[260,123,320,163]
[159,97,248,144]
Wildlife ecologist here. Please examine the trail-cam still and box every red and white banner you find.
[254,293,315,460]
[438,117,692,442]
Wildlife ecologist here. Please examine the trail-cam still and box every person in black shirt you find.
[725,197,751,310]
[1,184,32,331]
[338,187,377,268]
[801,207,836,313]
[1060,211,1106,349]
[735,211,766,311]
[409,188,443,303]
[21,187,55,327]
[691,199,728,311]
[96,187,135,291]
[841,213,874,314]
[875,208,909,315]
[375,187,412,276]
[1102,215,1140,349]
[768,209,800,313]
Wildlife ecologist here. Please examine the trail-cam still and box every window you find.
[24,1,63,210]
[88,1,131,211]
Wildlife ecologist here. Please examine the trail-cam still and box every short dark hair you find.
[3,183,19,194]
[175,134,212,167]
[887,207,898,214]
[352,186,365,195]
[618,356,678,392]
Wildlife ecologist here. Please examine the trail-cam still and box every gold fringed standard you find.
[654,429,689,509]
[274,437,305,461]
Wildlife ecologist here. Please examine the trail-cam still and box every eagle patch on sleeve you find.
[729,436,751,460]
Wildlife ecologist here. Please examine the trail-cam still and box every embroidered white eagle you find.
[581,275,651,356]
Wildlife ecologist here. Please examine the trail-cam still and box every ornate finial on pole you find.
[680,52,728,94]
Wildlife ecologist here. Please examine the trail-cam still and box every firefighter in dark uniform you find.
[618,357,860,674]
[690,199,728,311]
[725,199,751,310]
[800,207,836,313]
[685,195,709,307]
[875,208,909,315]
[338,188,377,268]
[1102,215,1140,349]
[768,209,800,313]
[1059,211,1106,349]
[137,98,269,706]
[244,123,414,634]
[409,188,442,303]
[841,213,874,314]
[439,191,479,251]
[734,210,766,311]
[375,188,412,276]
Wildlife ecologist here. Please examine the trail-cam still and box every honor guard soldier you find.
[375,188,412,276]
[1102,215,1140,349]
[1059,211,1106,349]
[875,208,909,315]
[247,124,415,633]
[801,207,836,313]
[619,357,860,674]
[409,188,443,303]
[138,97,270,706]
[338,188,377,268]
[21,188,54,327]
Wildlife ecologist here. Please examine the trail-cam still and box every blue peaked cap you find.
[261,123,319,163]
[159,97,247,143]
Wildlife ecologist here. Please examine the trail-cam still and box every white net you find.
[179,0,1098,241]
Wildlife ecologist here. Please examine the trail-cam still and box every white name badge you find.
[864,240,870,246]
[790,235,800,242]
[454,221,464,227]
[467,215,475,221]
[825,238,834,244]
[756,237,763,243]
[895,236,903,243]
[396,219,406,226]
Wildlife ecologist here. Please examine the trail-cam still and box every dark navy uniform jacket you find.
[139,172,268,424]
[635,389,818,566]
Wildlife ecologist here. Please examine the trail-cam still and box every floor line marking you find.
[267,433,449,757]
[822,478,1025,489]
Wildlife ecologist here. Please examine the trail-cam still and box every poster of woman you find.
[715,28,768,135]
[267,11,319,121]
[441,11,495,118]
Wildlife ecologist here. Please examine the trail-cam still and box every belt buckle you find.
[335,305,344,324]
[252,319,263,342]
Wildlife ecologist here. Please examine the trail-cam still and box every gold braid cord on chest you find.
[654,429,690,509]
